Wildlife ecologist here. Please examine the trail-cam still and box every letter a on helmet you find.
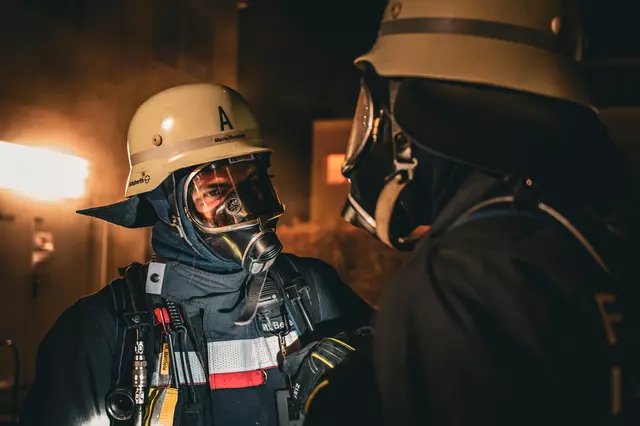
[77,83,271,228]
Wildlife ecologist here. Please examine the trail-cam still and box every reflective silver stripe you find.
[379,17,563,53]
[208,332,298,374]
[174,351,208,385]
[150,332,299,386]
[129,128,262,166]
[347,193,377,230]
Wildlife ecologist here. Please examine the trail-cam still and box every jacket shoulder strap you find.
[108,262,156,423]
[269,256,319,341]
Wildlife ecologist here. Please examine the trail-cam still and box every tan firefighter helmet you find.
[357,0,591,107]
[77,83,272,228]
[124,83,270,198]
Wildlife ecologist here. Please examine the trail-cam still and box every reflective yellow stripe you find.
[311,353,334,368]
[327,337,356,351]
[158,388,179,426]
[144,388,161,426]
[305,380,330,413]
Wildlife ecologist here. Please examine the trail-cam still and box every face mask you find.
[183,155,285,274]
[341,69,425,250]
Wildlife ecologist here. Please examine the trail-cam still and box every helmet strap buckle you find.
[170,215,187,239]
[385,141,418,184]
[387,97,418,184]
[390,156,418,183]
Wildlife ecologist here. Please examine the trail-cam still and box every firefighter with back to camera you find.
[291,1,640,425]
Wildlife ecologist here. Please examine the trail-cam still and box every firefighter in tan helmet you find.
[298,1,635,425]
[20,83,372,426]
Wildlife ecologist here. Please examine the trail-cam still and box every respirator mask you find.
[341,65,426,250]
[183,155,285,275]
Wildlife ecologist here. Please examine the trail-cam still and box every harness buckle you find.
[123,311,151,331]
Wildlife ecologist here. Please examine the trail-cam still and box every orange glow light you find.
[0,141,89,201]
[326,154,347,185]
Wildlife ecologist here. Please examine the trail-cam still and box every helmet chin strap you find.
[374,158,417,248]
[375,83,421,248]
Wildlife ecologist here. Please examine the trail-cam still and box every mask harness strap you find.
[234,271,270,326]
[374,81,418,248]
[235,224,284,325]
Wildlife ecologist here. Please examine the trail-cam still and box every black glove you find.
[282,327,373,414]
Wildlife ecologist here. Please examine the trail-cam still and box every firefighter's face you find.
[182,156,285,273]
[190,162,259,221]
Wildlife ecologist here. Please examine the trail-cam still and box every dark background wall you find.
[237,0,387,223]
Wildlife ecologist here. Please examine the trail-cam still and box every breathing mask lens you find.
[340,71,425,250]
[184,156,285,274]
[342,83,374,175]
[341,194,377,236]
[185,157,284,233]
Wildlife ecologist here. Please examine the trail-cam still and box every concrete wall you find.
[0,0,238,386]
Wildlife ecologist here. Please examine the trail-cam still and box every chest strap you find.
[107,263,154,425]
[270,256,318,343]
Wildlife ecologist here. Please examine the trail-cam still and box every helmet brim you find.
[125,139,271,198]
[355,32,591,108]
[76,194,158,228]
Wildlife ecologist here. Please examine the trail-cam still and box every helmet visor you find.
[342,84,374,175]
[184,156,284,233]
